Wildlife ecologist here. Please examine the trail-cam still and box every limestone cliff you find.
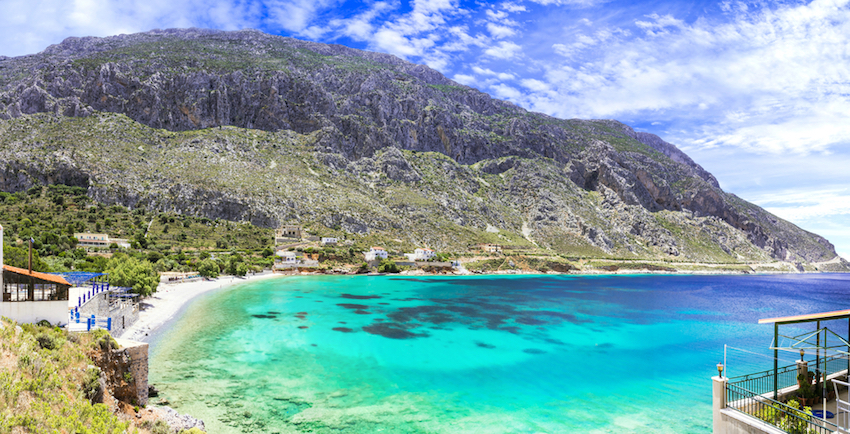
[0,28,843,267]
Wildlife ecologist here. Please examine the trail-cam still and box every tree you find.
[106,254,159,296]
[133,230,148,249]
[378,259,400,273]
[3,244,49,272]
[197,259,219,278]
[235,262,249,277]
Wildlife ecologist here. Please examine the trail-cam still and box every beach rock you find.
[152,406,206,432]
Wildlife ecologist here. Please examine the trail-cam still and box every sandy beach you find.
[118,272,282,342]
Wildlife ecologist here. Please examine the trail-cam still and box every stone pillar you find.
[797,359,808,387]
[713,375,727,434]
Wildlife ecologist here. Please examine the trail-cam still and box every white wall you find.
[0,300,69,325]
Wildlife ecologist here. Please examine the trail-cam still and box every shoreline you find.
[118,272,282,342]
[120,266,841,342]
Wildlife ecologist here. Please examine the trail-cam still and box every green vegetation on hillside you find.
[0,184,274,292]
[0,320,207,433]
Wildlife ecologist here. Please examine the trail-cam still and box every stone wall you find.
[114,338,149,406]
[75,289,139,335]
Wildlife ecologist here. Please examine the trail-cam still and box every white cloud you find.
[491,83,523,100]
[471,66,515,80]
[521,78,549,92]
[483,40,521,59]
[266,0,339,33]
[0,0,266,56]
[487,23,517,38]
[501,0,850,157]
[452,73,477,85]
[500,2,527,13]
[527,0,610,6]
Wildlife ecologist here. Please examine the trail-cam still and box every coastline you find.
[121,264,839,343]
[118,272,282,342]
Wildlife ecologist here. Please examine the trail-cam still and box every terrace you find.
[713,309,850,434]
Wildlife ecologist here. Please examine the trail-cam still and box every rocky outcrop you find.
[0,28,843,266]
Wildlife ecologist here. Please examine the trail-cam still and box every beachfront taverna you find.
[0,224,73,324]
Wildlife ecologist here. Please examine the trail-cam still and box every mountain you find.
[0,28,844,270]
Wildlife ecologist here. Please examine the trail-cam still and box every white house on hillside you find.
[321,237,338,246]
[365,247,388,261]
[405,248,436,261]
[276,250,299,264]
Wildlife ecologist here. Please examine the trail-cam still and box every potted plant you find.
[797,373,818,407]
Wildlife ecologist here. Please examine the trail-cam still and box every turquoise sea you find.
[148,273,850,433]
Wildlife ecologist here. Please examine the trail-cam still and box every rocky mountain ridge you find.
[0,28,844,268]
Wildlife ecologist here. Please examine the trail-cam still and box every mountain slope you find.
[0,28,843,268]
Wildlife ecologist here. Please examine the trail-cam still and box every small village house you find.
[276,225,302,243]
[478,243,502,254]
[321,237,338,246]
[276,250,299,264]
[405,248,436,261]
[365,247,388,261]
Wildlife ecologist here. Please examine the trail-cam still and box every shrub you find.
[35,333,64,351]
[378,259,400,273]
[152,420,171,434]
[91,329,118,351]
[82,367,103,403]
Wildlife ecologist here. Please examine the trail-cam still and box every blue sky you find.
[2,0,849,259]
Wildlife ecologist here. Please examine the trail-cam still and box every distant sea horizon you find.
[148,273,850,433]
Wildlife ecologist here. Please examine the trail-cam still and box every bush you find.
[35,333,64,351]
[378,259,400,273]
[152,420,171,434]
[91,329,118,351]
[82,367,103,403]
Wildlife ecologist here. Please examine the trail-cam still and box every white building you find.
[1,225,74,325]
[276,250,299,264]
[74,233,130,249]
[321,237,338,246]
[364,247,388,261]
[405,248,436,261]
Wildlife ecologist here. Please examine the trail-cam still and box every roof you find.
[371,247,385,250]
[759,309,850,325]
[50,272,106,286]
[2,265,72,286]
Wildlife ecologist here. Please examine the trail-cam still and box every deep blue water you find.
[148,273,850,433]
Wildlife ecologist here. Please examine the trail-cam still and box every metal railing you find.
[727,382,839,434]
[729,356,848,396]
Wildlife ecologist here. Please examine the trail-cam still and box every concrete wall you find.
[0,300,68,325]
[717,409,786,434]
